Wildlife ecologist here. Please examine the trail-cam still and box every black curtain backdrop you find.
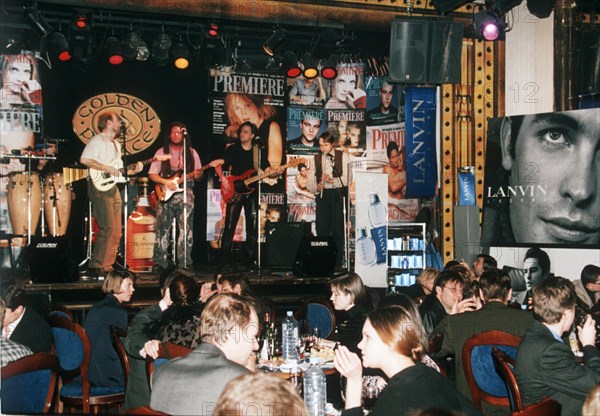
[39,58,213,264]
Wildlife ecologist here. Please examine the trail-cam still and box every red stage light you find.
[58,51,72,61]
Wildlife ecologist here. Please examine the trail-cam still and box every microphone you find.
[181,128,188,136]
[327,153,335,161]
[253,135,263,147]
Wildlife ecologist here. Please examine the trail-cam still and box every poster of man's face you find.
[481,108,600,247]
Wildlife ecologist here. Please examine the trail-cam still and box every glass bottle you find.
[126,177,156,272]
[367,192,387,227]
[356,227,376,265]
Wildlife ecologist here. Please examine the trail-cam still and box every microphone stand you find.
[120,119,129,270]
[329,152,348,271]
[182,130,188,269]
[255,137,263,276]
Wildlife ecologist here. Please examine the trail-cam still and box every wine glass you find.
[362,384,380,411]
[311,327,321,349]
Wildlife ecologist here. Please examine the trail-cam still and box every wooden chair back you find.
[110,325,130,386]
[492,346,522,412]
[1,352,59,414]
[511,397,561,416]
[294,297,336,339]
[461,330,522,412]
[145,342,192,389]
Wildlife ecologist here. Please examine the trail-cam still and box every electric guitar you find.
[88,155,171,192]
[221,158,305,204]
[155,159,224,203]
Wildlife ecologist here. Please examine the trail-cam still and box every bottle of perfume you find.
[356,227,376,266]
[368,193,386,227]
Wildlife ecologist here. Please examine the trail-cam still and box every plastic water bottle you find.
[304,357,327,416]
[282,311,299,362]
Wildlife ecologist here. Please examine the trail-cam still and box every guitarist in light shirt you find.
[80,111,143,277]
[148,122,202,271]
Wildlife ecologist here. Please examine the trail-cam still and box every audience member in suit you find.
[472,254,497,279]
[573,264,600,313]
[84,269,136,388]
[122,268,177,411]
[515,276,600,415]
[150,293,259,415]
[1,283,51,354]
[418,270,478,336]
[143,270,203,350]
[435,268,534,400]
[0,298,33,367]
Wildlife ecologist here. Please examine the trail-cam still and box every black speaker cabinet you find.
[389,17,463,84]
[265,222,310,270]
[293,236,337,278]
[28,236,78,283]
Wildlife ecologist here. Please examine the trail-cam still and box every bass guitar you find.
[155,159,224,203]
[221,158,305,204]
[88,155,171,192]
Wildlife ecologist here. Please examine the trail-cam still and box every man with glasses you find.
[418,269,478,336]
[574,265,600,313]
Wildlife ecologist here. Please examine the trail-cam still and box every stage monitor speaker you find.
[293,236,337,278]
[389,17,463,84]
[265,222,310,270]
[28,236,78,283]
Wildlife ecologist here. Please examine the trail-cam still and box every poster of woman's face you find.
[482,108,600,247]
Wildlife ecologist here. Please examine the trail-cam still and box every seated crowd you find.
[1,254,600,416]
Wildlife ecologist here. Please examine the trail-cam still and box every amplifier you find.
[293,236,337,278]
[28,236,79,283]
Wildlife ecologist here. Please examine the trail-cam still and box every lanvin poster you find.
[481,108,600,247]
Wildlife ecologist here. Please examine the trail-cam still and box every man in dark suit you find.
[515,276,600,415]
[150,293,259,415]
[436,268,534,400]
[1,283,52,354]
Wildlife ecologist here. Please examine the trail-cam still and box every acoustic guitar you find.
[155,159,224,203]
[220,158,305,204]
[86,155,171,191]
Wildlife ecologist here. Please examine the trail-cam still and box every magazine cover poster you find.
[206,189,245,245]
[286,107,326,155]
[259,192,286,242]
[326,109,365,155]
[325,63,367,110]
[365,76,400,126]
[287,76,326,107]
[366,122,405,162]
[1,51,44,235]
[481,108,600,247]
[210,71,286,193]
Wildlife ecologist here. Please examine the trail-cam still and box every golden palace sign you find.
[72,93,161,155]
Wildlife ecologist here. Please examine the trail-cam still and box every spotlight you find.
[121,31,148,61]
[152,32,171,66]
[474,9,504,41]
[265,56,279,71]
[206,22,220,38]
[172,40,190,69]
[73,11,91,30]
[106,36,123,65]
[70,10,92,61]
[302,52,318,79]
[24,6,53,39]
[262,28,287,56]
[283,50,301,78]
[321,54,339,80]
[51,31,71,61]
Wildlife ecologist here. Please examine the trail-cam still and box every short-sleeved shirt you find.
[81,133,122,166]
[149,146,201,187]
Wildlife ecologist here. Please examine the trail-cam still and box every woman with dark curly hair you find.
[144,270,203,349]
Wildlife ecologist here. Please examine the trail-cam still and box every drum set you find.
[1,151,71,245]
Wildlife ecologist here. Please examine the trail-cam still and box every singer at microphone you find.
[306,132,349,269]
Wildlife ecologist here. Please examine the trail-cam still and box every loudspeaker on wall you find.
[389,17,463,84]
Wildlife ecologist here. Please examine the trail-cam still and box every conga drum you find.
[44,172,72,236]
[7,171,41,237]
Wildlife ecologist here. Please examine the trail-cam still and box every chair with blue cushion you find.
[1,352,58,414]
[295,298,336,340]
[45,303,74,321]
[47,315,125,414]
[492,346,522,412]
[462,330,522,412]
[145,342,192,389]
[110,325,130,387]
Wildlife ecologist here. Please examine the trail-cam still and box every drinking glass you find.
[362,384,380,411]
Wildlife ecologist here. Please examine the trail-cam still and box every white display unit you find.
[387,223,426,289]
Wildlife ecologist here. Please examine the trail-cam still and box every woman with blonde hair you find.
[334,306,479,415]
[84,269,136,388]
